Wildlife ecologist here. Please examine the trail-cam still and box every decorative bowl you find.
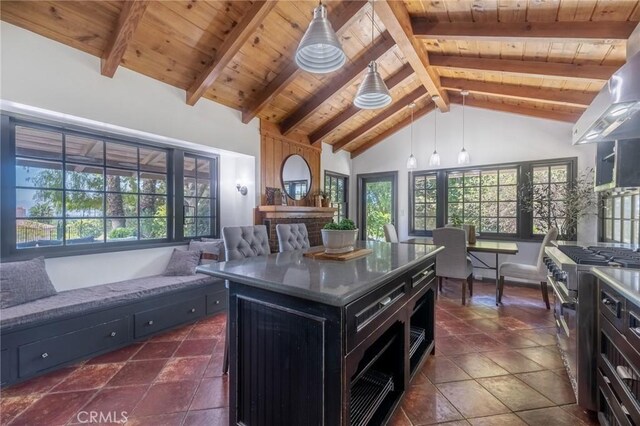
[321,229,359,254]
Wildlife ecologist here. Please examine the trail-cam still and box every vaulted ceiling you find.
[2,0,639,157]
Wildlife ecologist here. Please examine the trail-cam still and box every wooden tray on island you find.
[303,247,373,261]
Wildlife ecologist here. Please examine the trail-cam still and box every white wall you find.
[351,104,598,279]
[321,142,352,177]
[1,22,260,290]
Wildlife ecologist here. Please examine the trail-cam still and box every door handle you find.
[379,297,392,307]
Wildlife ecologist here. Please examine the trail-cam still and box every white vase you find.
[321,229,358,254]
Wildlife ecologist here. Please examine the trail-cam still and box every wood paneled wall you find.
[260,121,321,206]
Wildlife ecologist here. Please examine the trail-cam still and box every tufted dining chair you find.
[432,227,474,305]
[276,223,310,252]
[383,223,399,243]
[498,227,558,308]
[220,225,271,373]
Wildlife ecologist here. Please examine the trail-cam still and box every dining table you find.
[403,237,519,305]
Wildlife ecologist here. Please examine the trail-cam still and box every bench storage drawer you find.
[206,290,227,315]
[18,318,129,377]
[134,297,206,338]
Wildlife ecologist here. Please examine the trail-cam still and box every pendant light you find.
[354,0,392,109]
[429,95,441,167]
[406,103,417,170]
[458,90,471,165]
[295,2,346,74]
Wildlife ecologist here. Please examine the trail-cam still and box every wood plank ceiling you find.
[2,0,639,158]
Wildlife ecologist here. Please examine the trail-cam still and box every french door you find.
[357,172,398,241]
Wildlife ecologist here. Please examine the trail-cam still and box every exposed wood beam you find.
[241,0,368,124]
[309,64,414,145]
[412,20,638,43]
[332,86,428,153]
[430,55,618,82]
[186,1,277,106]
[350,103,435,158]
[375,0,449,111]
[279,33,396,136]
[440,78,596,108]
[449,94,583,123]
[101,0,150,77]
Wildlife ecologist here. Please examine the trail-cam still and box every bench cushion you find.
[0,274,221,331]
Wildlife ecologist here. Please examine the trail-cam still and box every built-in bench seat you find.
[0,273,226,387]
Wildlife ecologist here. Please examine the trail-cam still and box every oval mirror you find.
[281,154,312,200]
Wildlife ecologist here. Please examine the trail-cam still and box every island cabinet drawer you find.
[411,262,436,291]
[345,280,407,352]
[625,302,640,350]
[18,318,129,378]
[134,297,205,339]
[206,290,227,315]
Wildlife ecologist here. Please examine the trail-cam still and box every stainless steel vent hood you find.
[573,23,640,145]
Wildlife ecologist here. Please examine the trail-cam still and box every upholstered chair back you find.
[222,225,271,261]
[536,227,559,275]
[383,224,399,243]
[432,227,468,280]
[276,223,310,252]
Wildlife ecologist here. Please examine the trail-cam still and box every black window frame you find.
[601,190,640,244]
[1,114,220,261]
[408,157,578,241]
[324,170,349,223]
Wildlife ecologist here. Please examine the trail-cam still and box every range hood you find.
[573,23,640,145]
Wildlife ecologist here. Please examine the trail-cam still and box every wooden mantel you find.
[257,205,337,219]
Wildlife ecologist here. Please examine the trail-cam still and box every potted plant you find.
[518,168,597,240]
[321,219,358,253]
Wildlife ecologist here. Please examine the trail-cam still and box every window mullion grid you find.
[62,133,67,245]
[102,141,107,244]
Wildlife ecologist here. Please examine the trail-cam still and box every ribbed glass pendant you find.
[429,151,441,166]
[295,4,346,74]
[354,61,392,109]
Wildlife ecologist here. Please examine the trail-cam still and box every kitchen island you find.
[197,241,442,426]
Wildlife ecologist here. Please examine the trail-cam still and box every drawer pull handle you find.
[632,327,640,336]
[380,297,392,307]
[110,331,117,337]
[603,375,611,385]
[622,404,630,416]
[215,300,220,305]
[41,352,48,359]
[190,308,196,313]
[602,297,614,306]
[616,365,639,382]
[147,320,154,326]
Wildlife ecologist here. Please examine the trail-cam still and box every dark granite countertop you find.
[196,241,443,307]
[592,267,640,307]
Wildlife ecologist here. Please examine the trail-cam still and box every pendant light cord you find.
[371,0,375,47]
[410,105,414,154]
[462,93,466,150]
[434,108,437,151]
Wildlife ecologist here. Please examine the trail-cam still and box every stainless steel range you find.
[544,244,640,412]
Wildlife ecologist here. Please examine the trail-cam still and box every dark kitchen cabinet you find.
[597,279,640,425]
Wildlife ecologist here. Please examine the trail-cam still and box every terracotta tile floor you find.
[0,280,600,426]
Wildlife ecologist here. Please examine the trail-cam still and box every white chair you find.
[498,227,558,309]
[432,227,474,305]
[383,223,399,243]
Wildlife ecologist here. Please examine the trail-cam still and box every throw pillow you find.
[163,249,201,276]
[191,239,226,264]
[0,257,57,308]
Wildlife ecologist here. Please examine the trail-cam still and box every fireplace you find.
[255,206,337,252]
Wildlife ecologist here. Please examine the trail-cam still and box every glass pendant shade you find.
[458,148,470,165]
[354,61,392,109]
[429,150,441,166]
[295,4,346,74]
[406,154,417,170]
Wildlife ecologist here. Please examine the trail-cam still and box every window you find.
[410,172,437,234]
[603,192,640,244]
[2,116,220,259]
[530,163,571,235]
[324,171,348,223]
[183,154,218,238]
[408,158,577,240]
[447,168,518,235]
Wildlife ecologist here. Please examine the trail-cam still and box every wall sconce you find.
[236,183,248,196]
